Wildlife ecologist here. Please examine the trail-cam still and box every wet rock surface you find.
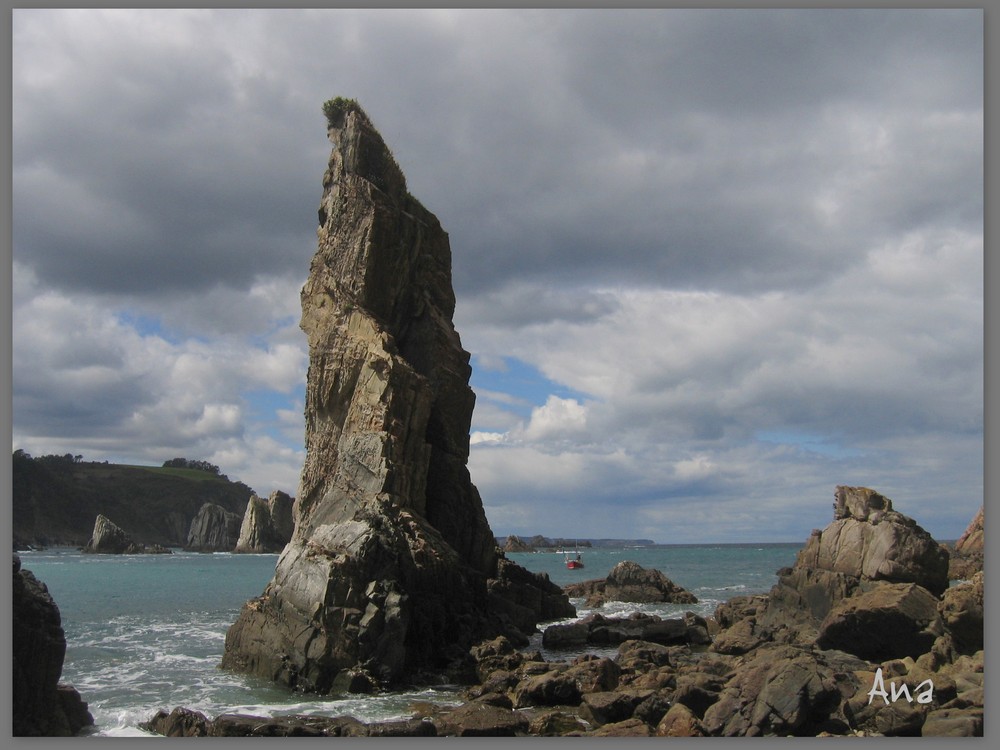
[563,560,698,607]
[13,555,94,736]
[153,487,983,737]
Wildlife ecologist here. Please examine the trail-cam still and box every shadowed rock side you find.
[222,100,572,693]
[186,503,243,552]
[13,555,94,736]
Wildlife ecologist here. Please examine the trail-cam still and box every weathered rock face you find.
[234,491,295,553]
[186,503,244,552]
[82,514,171,554]
[816,582,945,661]
[564,561,698,608]
[13,555,94,736]
[949,506,983,580]
[222,99,572,692]
[756,487,947,642]
[795,487,949,596]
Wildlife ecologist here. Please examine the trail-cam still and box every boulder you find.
[579,689,654,726]
[438,701,529,736]
[588,717,653,736]
[12,555,94,736]
[81,514,171,554]
[796,486,949,596]
[140,707,210,737]
[937,572,983,654]
[702,644,868,737]
[222,99,572,692]
[921,707,983,737]
[233,491,294,553]
[948,506,983,580]
[716,486,951,652]
[656,703,708,737]
[816,582,945,661]
[543,612,707,649]
[564,560,697,607]
[186,503,243,552]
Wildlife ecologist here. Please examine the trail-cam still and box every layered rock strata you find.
[186,503,243,552]
[13,555,94,736]
[222,99,572,692]
[82,514,171,554]
[234,491,294,553]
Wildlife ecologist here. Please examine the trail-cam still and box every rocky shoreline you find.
[138,489,983,738]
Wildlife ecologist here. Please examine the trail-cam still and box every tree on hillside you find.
[162,458,223,476]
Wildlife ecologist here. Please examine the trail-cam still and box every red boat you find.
[566,554,584,569]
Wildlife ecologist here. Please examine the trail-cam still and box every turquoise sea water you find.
[19,543,799,736]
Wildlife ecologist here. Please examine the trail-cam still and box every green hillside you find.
[12,452,257,549]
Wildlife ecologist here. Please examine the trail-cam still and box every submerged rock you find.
[222,98,572,693]
[563,560,698,607]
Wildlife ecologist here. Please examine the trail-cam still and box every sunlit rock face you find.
[222,100,572,693]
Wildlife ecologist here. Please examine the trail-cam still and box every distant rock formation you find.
[81,514,171,554]
[13,555,93,736]
[222,99,573,693]
[503,535,534,553]
[949,505,983,580]
[186,503,244,552]
[564,561,698,608]
[12,452,254,548]
[234,491,294,553]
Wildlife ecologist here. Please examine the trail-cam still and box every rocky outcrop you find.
[563,561,698,607]
[13,555,93,736]
[81,514,171,554]
[948,506,983,580]
[542,612,711,649]
[502,535,534,553]
[815,582,945,661]
[233,491,294,553]
[721,487,950,651]
[186,503,243,552]
[795,487,949,596]
[222,99,573,693]
[154,485,985,737]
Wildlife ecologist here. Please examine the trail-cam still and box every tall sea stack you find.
[222,99,572,693]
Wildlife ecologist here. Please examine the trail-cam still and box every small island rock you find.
[564,561,698,607]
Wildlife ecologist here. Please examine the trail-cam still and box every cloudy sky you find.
[11,8,984,543]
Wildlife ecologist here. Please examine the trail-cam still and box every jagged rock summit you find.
[234,491,294,553]
[82,514,171,555]
[222,99,572,693]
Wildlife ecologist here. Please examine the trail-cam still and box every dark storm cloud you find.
[13,8,982,302]
[11,8,983,541]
